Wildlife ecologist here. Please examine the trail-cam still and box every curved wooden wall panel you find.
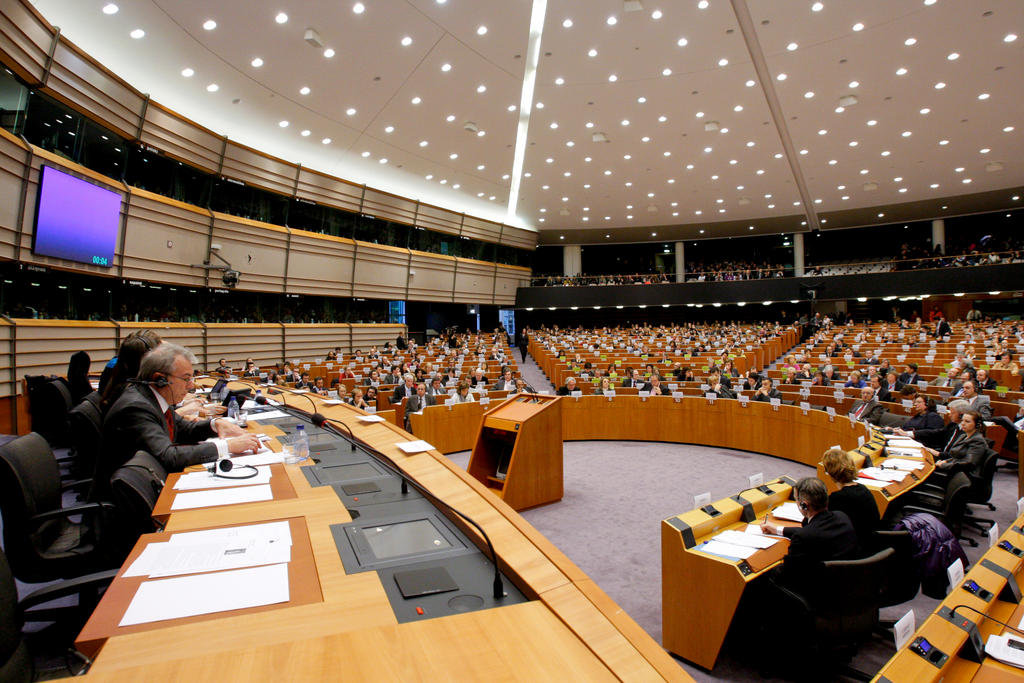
[221,141,296,198]
[461,215,503,244]
[282,324,353,363]
[351,242,410,300]
[205,323,284,371]
[415,203,462,236]
[118,323,205,360]
[501,225,537,251]
[362,187,417,227]
[122,188,212,287]
[0,319,14,399]
[0,130,28,260]
[286,229,356,298]
[141,103,223,174]
[407,251,456,302]
[294,167,363,214]
[13,319,118,378]
[494,264,531,306]
[350,323,405,351]
[453,258,496,304]
[210,213,288,293]
[0,3,49,85]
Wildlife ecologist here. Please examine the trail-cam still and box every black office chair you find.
[901,472,975,547]
[877,412,909,428]
[67,394,104,484]
[872,530,921,633]
[0,433,116,584]
[25,376,74,449]
[962,448,1000,535]
[0,545,115,682]
[776,547,894,681]
[108,451,167,563]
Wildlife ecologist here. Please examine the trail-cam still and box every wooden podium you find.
[467,394,563,510]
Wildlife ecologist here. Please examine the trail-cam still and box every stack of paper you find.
[249,410,290,421]
[125,521,292,578]
[357,414,386,423]
[887,447,924,458]
[715,529,779,549]
[699,539,758,560]
[858,467,908,483]
[230,452,285,467]
[883,458,926,471]
[174,465,273,491]
[170,484,273,511]
[772,502,805,522]
[396,440,435,454]
[886,438,924,449]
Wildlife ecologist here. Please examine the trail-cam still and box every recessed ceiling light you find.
[881,150,891,156]
[102,3,119,14]
[251,57,264,67]
[275,12,288,24]
[745,79,756,87]
[300,130,310,137]
[203,19,217,30]
[877,212,885,217]
[776,73,787,81]
[718,58,729,66]
[476,25,488,35]
[535,102,544,108]
[962,178,972,183]
[980,147,990,153]
[733,104,743,111]
[904,37,917,46]
[346,107,357,116]
[947,52,959,60]
[608,74,618,82]
[919,107,930,114]
[978,93,990,100]
[756,169,765,175]
[658,115,667,122]
[181,67,194,77]
[896,67,908,75]
[852,22,864,31]
[130,28,145,39]
[698,0,709,8]
[607,15,618,25]
[939,139,949,145]
[588,48,598,57]
[322,138,332,144]
[401,36,413,46]
[924,0,936,4]
[812,2,824,11]
[677,37,688,47]
[901,130,912,137]
[787,42,798,51]
[849,140,858,146]
[206,83,219,92]
[379,158,388,164]
[476,84,486,93]
[848,80,860,88]
[867,119,877,126]
[930,183,939,188]
[445,114,455,122]
[441,63,452,72]
[934,82,946,89]
[563,18,573,28]
[1005,33,1018,43]
[817,129,827,135]
[804,91,814,98]
[449,153,458,160]
[555,77,564,85]
[353,2,365,13]
[1004,126,1016,132]
[411,97,421,104]
[278,120,289,128]
[955,166,964,172]
[621,119,630,126]
[323,48,335,58]
[775,153,784,159]
[662,68,672,76]
[652,9,663,19]
[860,168,869,174]
[300,86,311,95]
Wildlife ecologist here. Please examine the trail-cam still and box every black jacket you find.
[779,510,858,586]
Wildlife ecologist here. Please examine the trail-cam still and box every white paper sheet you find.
[855,477,882,488]
[396,440,436,454]
[168,521,292,548]
[858,467,908,483]
[174,466,273,491]
[886,438,923,448]
[230,452,286,467]
[881,458,925,471]
[700,539,758,560]
[772,502,805,523]
[249,410,291,421]
[320,399,345,405]
[118,563,290,626]
[124,539,291,578]
[357,415,386,423]
[170,484,273,510]
[715,529,778,549]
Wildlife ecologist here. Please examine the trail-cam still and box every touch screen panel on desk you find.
[364,519,452,560]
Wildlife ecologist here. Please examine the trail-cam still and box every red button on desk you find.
[416,607,424,615]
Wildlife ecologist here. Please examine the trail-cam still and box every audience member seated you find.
[848,386,885,424]
[392,373,416,402]
[469,368,489,387]
[928,410,988,480]
[513,378,536,394]
[898,362,921,385]
[752,378,783,402]
[954,379,992,420]
[453,381,475,403]
[212,357,232,375]
[641,374,671,396]
[902,396,944,432]
[100,343,259,496]
[975,368,997,391]
[311,377,329,396]
[66,350,93,405]
[495,370,517,392]
[820,448,880,556]
[844,370,866,389]
[99,329,163,414]
[349,387,369,411]
[557,377,579,396]
[295,372,312,390]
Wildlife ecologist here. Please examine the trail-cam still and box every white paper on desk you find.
[716,529,777,549]
[357,414,386,423]
[855,477,882,488]
[174,466,272,491]
[985,634,1024,669]
[887,438,923,449]
[169,521,292,548]
[119,563,290,626]
[883,458,925,471]
[700,539,758,560]
[230,452,286,467]
[745,524,764,535]
[241,400,258,410]
[886,448,924,459]
[396,440,435,454]
[171,484,272,510]
[125,540,291,578]
[859,467,907,483]
[290,389,310,394]
[320,399,345,405]
[248,410,290,421]
[772,502,805,523]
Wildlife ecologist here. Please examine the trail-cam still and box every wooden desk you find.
[75,380,689,681]
[150,463,297,526]
[408,401,484,454]
[817,437,936,517]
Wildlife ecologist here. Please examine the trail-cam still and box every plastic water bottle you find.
[294,425,310,462]
[227,396,239,421]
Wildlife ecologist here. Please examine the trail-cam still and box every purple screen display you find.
[33,165,121,267]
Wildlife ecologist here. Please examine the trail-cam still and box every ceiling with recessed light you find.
[29,0,1024,244]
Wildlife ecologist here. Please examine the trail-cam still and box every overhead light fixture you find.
[592,132,610,143]
[704,120,720,132]
[838,94,858,107]
[624,0,644,11]
[304,28,323,47]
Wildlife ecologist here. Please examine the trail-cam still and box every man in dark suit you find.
[848,386,886,424]
[556,377,579,396]
[621,369,644,388]
[897,362,920,386]
[641,374,671,396]
[957,379,992,420]
[392,373,416,402]
[101,343,259,495]
[869,375,891,403]
[975,369,997,391]
[935,316,952,339]
[761,478,857,586]
[404,383,435,430]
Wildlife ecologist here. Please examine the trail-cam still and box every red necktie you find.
[855,402,866,418]
[164,408,175,441]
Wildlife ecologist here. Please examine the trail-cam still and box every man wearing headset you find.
[102,343,260,489]
[760,477,858,585]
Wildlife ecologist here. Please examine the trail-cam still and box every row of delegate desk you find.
[71,380,689,681]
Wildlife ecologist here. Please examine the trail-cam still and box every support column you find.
[563,244,581,277]
[932,219,945,255]
[793,232,805,277]
[674,242,685,283]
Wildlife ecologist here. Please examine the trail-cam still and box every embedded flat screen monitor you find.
[32,165,121,267]
[364,519,453,560]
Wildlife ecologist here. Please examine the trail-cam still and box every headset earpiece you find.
[152,374,170,388]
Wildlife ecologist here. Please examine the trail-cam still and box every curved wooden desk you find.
[74,381,688,681]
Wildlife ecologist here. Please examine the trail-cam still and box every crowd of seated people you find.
[534,272,673,286]
[684,260,789,282]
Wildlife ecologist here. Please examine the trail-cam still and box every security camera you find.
[222,270,240,288]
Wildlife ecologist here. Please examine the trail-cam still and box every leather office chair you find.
[901,472,975,547]
[872,530,920,636]
[775,547,894,681]
[962,448,1000,535]
[67,394,103,484]
[0,545,115,682]
[0,433,116,584]
[25,377,74,448]
[108,451,166,562]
